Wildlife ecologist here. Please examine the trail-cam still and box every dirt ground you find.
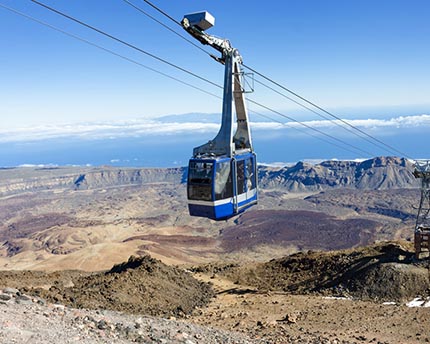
[188,242,430,343]
[0,242,429,343]
[191,272,430,344]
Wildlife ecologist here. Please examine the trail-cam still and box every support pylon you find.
[413,160,430,259]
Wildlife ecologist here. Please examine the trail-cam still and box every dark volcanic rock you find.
[305,188,419,220]
[221,209,380,252]
[0,214,72,240]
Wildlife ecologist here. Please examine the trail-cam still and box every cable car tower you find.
[182,12,258,220]
[413,160,430,258]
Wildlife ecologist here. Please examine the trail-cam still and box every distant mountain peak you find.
[259,156,418,191]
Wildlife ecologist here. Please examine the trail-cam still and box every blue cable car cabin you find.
[182,11,258,220]
[187,153,258,220]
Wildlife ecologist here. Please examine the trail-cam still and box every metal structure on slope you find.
[413,160,430,258]
[182,12,258,220]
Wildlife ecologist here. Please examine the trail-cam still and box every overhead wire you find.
[121,0,212,58]
[247,99,374,157]
[134,0,412,159]
[248,109,367,156]
[30,0,222,90]
[253,77,396,154]
[243,63,412,159]
[4,1,391,157]
[0,2,222,101]
[141,0,182,27]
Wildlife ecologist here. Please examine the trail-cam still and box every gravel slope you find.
[0,290,261,344]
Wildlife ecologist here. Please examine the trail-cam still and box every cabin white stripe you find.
[188,189,257,206]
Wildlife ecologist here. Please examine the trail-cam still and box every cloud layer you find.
[1,114,429,143]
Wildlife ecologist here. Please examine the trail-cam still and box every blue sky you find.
[0,0,429,165]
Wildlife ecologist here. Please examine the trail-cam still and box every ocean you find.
[0,123,427,168]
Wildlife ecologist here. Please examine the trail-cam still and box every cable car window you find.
[188,161,213,201]
[215,161,233,200]
[246,157,256,190]
[237,160,245,194]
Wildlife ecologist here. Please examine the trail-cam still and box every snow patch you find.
[322,296,352,301]
[406,297,430,308]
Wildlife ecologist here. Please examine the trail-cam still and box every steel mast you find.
[413,160,430,258]
[181,12,253,159]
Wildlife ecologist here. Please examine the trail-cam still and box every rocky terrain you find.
[0,288,261,344]
[0,242,429,343]
[195,242,430,301]
[0,156,428,343]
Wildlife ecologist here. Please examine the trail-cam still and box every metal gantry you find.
[413,160,430,258]
[181,12,254,159]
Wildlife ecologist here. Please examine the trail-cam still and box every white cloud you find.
[18,163,59,168]
[270,114,430,130]
[0,114,429,143]
[0,120,219,143]
[327,115,430,129]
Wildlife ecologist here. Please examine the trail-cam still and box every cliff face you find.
[71,168,186,190]
[258,157,418,191]
[0,167,186,196]
[0,157,419,196]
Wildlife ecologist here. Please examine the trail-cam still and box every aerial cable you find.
[121,0,213,58]
[249,109,368,157]
[255,78,336,121]
[140,0,182,27]
[253,77,396,155]
[247,98,375,157]
[30,0,222,90]
[0,3,222,101]
[243,63,412,159]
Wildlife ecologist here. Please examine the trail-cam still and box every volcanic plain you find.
[0,157,429,343]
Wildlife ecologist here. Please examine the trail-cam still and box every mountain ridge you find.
[0,156,418,196]
[258,156,417,191]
